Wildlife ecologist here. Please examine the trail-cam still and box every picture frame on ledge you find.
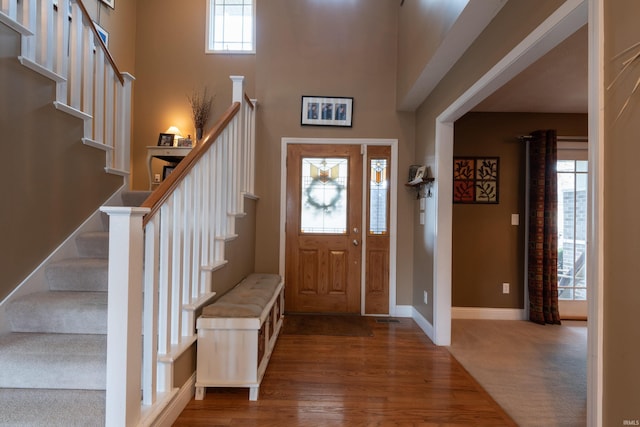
[162,165,175,180]
[100,0,115,9]
[301,96,353,127]
[157,133,174,147]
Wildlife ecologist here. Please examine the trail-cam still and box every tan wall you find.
[396,0,466,106]
[410,0,565,323]
[82,0,137,73]
[253,0,416,305]
[453,112,587,309]
[0,24,122,301]
[603,0,640,422]
[132,0,255,191]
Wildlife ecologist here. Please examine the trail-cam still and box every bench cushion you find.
[201,274,281,318]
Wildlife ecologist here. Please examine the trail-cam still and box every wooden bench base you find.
[195,274,284,401]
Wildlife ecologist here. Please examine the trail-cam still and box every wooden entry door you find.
[285,144,362,313]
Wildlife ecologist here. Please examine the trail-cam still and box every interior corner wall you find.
[396,0,466,106]
[452,112,587,309]
[132,0,256,192]
[408,0,567,324]
[603,0,640,422]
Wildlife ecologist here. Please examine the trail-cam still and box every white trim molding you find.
[411,307,435,343]
[451,307,526,321]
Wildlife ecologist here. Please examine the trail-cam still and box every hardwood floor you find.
[174,316,516,426]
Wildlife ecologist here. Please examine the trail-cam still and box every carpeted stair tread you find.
[7,291,107,334]
[121,190,152,207]
[0,333,106,390]
[0,388,105,426]
[76,231,109,258]
[46,258,108,292]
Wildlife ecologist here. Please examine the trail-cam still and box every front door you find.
[285,144,362,313]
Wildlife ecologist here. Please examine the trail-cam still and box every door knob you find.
[353,239,359,246]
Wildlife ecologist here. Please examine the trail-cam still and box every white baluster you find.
[142,216,160,405]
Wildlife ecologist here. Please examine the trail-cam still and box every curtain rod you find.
[516,135,588,142]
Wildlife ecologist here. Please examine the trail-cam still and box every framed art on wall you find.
[93,22,109,47]
[453,157,500,204]
[301,96,353,127]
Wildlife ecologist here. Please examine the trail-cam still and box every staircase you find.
[0,191,150,426]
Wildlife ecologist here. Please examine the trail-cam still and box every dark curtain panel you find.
[528,129,561,325]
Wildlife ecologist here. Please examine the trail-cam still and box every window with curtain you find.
[206,0,255,53]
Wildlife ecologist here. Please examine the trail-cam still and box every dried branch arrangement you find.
[187,88,214,129]
[608,41,640,121]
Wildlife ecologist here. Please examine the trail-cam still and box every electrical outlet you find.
[423,290,428,305]
[154,173,161,183]
[502,283,510,294]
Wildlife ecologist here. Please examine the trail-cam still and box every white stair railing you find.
[0,0,133,176]
[102,76,256,427]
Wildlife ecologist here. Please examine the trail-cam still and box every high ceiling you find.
[472,25,588,114]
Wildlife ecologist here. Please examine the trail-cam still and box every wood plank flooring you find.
[173,316,516,426]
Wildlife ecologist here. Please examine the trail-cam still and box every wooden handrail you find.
[141,102,242,224]
[76,0,124,85]
[244,93,255,110]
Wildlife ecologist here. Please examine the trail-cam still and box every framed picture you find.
[93,22,109,47]
[453,157,500,204]
[301,96,353,127]
[157,133,174,147]
[177,137,193,147]
[162,165,175,180]
[100,0,115,9]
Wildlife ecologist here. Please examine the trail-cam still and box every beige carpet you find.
[448,319,587,427]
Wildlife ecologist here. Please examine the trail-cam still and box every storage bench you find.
[195,273,284,401]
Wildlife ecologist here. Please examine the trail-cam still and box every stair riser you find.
[7,292,107,334]
[46,259,108,292]
[75,233,109,259]
[0,357,106,390]
[0,333,107,391]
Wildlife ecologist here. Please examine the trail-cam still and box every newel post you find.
[100,206,150,427]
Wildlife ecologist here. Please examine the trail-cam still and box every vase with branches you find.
[187,87,214,142]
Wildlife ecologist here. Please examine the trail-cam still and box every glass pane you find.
[300,158,348,234]
[576,160,588,172]
[211,0,253,51]
[558,288,574,300]
[574,288,587,300]
[369,158,388,235]
[556,159,588,302]
[557,160,575,172]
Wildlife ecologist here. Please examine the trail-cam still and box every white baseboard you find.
[451,307,526,320]
[411,307,435,342]
[143,373,195,427]
[394,305,413,317]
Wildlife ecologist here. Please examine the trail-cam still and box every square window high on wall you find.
[206,0,255,54]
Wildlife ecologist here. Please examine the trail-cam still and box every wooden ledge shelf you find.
[405,177,435,188]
